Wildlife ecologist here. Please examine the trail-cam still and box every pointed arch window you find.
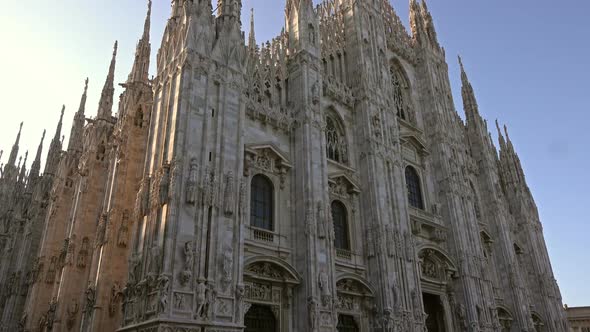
[391,67,408,121]
[405,166,424,209]
[332,201,350,251]
[250,175,274,231]
[325,116,348,164]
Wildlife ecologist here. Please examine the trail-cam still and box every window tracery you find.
[250,175,274,231]
[405,166,424,210]
[325,116,348,164]
[331,201,350,251]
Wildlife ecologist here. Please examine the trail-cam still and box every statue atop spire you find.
[459,55,480,125]
[68,79,89,153]
[7,122,23,166]
[19,151,28,183]
[128,1,152,84]
[29,130,46,181]
[44,107,65,176]
[97,41,118,119]
[248,8,256,52]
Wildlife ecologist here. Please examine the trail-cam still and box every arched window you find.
[250,175,274,231]
[405,166,424,209]
[332,201,350,251]
[325,116,348,164]
[391,68,407,120]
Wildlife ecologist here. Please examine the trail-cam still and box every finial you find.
[458,55,464,71]
[495,120,503,139]
[84,77,89,93]
[504,124,512,143]
[114,41,118,56]
[248,7,256,50]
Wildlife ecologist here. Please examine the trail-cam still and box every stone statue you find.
[235,285,245,323]
[184,241,194,270]
[308,297,318,330]
[159,164,170,205]
[223,171,235,216]
[185,158,199,204]
[85,283,96,313]
[149,245,161,275]
[195,281,207,319]
[318,271,331,307]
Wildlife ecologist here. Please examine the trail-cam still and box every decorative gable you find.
[328,173,360,199]
[244,143,292,188]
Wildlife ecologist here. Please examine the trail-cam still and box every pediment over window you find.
[244,144,292,187]
[244,256,301,285]
[418,247,458,283]
[329,174,360,198]
[400,134,429,156]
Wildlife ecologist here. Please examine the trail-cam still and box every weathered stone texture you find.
[0,0,570,332]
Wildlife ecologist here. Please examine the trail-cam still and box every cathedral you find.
[0,0,570,331]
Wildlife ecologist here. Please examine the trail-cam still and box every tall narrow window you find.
[250,175,274,231]
[391,67,407,120]
[326,116,348,164]
[405,166,424,209]
[332,201,350,250]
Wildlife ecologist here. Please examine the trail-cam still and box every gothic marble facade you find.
[0,0,570,331]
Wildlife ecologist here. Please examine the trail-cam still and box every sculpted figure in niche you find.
[308,297,319,330]
[45,256,57,284]
[158,275,170,314]
[65,235,76,266]
[117,211,130,248]
[235,285,245,322]
[109,282,122,317]
[318,271,331,306]
[195,281,208,319]
[159,164,170,205]
[85,283,96,313]
[48,299,59,328]
[149,245,161,275]
[223,171,235,216]
[184,241,194,270]
[128,254,142,285]
[66,299,79,330]
[316,201,326,239]
[185,158,199,205]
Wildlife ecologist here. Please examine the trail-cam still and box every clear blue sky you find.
[0,0,587,306]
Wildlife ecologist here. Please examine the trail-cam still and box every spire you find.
[8,122,23,166]
[53,105,65,142]
[68,79,88,153]
[409,0,424,43]
[44,107,65,176]
[495,120,506,150]
[29,130,46,180]
[97,41,118,119]
[248,8,256,51]
[19,151,28,183]
[143,0,152,41]
[459,56,480,125]
[129,2,152,84]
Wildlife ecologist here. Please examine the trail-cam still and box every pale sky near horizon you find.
[0,1,588,306]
